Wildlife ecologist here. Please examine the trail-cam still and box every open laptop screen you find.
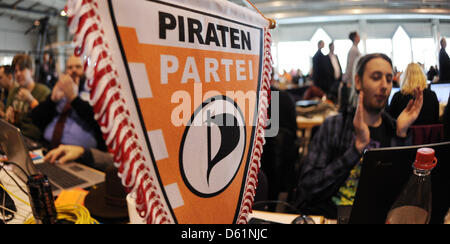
[0,119,38,183]
[349,142,450,224]
[430,83,450,104]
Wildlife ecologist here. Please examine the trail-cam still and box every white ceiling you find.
[0,0,66,23]
[228,0,450,24]
[1,0,449,25]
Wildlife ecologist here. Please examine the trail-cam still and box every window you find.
[334,39,353,73]
[0,56,13,66]
[277,41,311,76]
[392,26,412,72]
[366,39,393,58]
[271,43,278,70]
[411,38,437,69]
[310,28,332,56]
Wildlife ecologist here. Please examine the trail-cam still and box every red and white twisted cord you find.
[65,0,171,224]
[236,28,273,224]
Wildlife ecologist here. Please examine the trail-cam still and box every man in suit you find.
[312,40,333,94]
[328,42,343,103]
[439,37,450,83]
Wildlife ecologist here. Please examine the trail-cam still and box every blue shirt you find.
[43,97,98,149]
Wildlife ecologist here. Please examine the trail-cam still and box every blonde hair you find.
[401,63,427,95]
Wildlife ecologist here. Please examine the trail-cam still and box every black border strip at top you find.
[147,0,262,30]
[107,0,264,224]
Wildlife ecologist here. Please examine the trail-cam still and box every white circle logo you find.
[180,96,246,198]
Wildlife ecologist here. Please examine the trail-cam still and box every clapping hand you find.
[353,91,371,154]
[396,88,423,138]
[17,88,34,104]
[52,74,79,103]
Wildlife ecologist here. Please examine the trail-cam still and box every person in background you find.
[5,54,51,141]
[427,66,438,83]
[444,94,450,141]
[328,42,343,104]
[388,63,440,125]
[0,65,15,117]
[280,70,292,84]
[296,53,423,218]
[392,68,402,88]
[292,69,303,86]
[31,55,106,151]
[339,32,362,112]
[312,40,333,95]
[44,145,113,172]
[37,51,58,89]
[439,37,450,83]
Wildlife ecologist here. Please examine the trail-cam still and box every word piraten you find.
[159,11,252,51]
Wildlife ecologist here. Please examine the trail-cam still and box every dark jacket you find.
[439,48,450,83]
[296,109,412,218]
[312,50,333,94]
[444,94,450,141]
[388,89,440,126]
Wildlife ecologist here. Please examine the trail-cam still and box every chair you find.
[410,124,445,145]
[252,170,269,211]
[260,127,300,212]
[285,86,310,102]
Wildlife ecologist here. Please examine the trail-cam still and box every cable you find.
[2,161,30,179]
[0,183,30,207]
[0,166,98,224]
[2,187,8,223]
[24,204,99,224]
[0,205,15,222]
[0,165,30,197]
[0,205,29,221]
[244,0,276,29]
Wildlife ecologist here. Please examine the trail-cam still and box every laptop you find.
[296,100,320,108]
[430,83,450,103]
[0,119,104,195]
[348,142,450,224]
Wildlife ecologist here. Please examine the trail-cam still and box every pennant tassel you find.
[236,28,273,224]
[66,0,171,224]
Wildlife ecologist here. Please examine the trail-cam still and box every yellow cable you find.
[24,204,99,224]
[0,183,30,207]
[1,184,97,224]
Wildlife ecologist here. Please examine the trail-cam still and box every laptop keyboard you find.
[35,163,87,189]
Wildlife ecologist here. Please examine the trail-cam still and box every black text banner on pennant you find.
[67,0,272,223]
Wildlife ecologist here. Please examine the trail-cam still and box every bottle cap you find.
[414,148,437,170]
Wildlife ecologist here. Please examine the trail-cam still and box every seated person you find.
[32,55,106,151]
[44,145,113,172]
[388,63,440,125]
[295,53,423,219]
[444,94,450,141]
[261,87,299,207]
[303,85,325,101]
[5,54,51,141]
[0,65,15,118]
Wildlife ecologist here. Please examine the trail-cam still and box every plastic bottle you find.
[445,209,450,224]
[386,148,437,224]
